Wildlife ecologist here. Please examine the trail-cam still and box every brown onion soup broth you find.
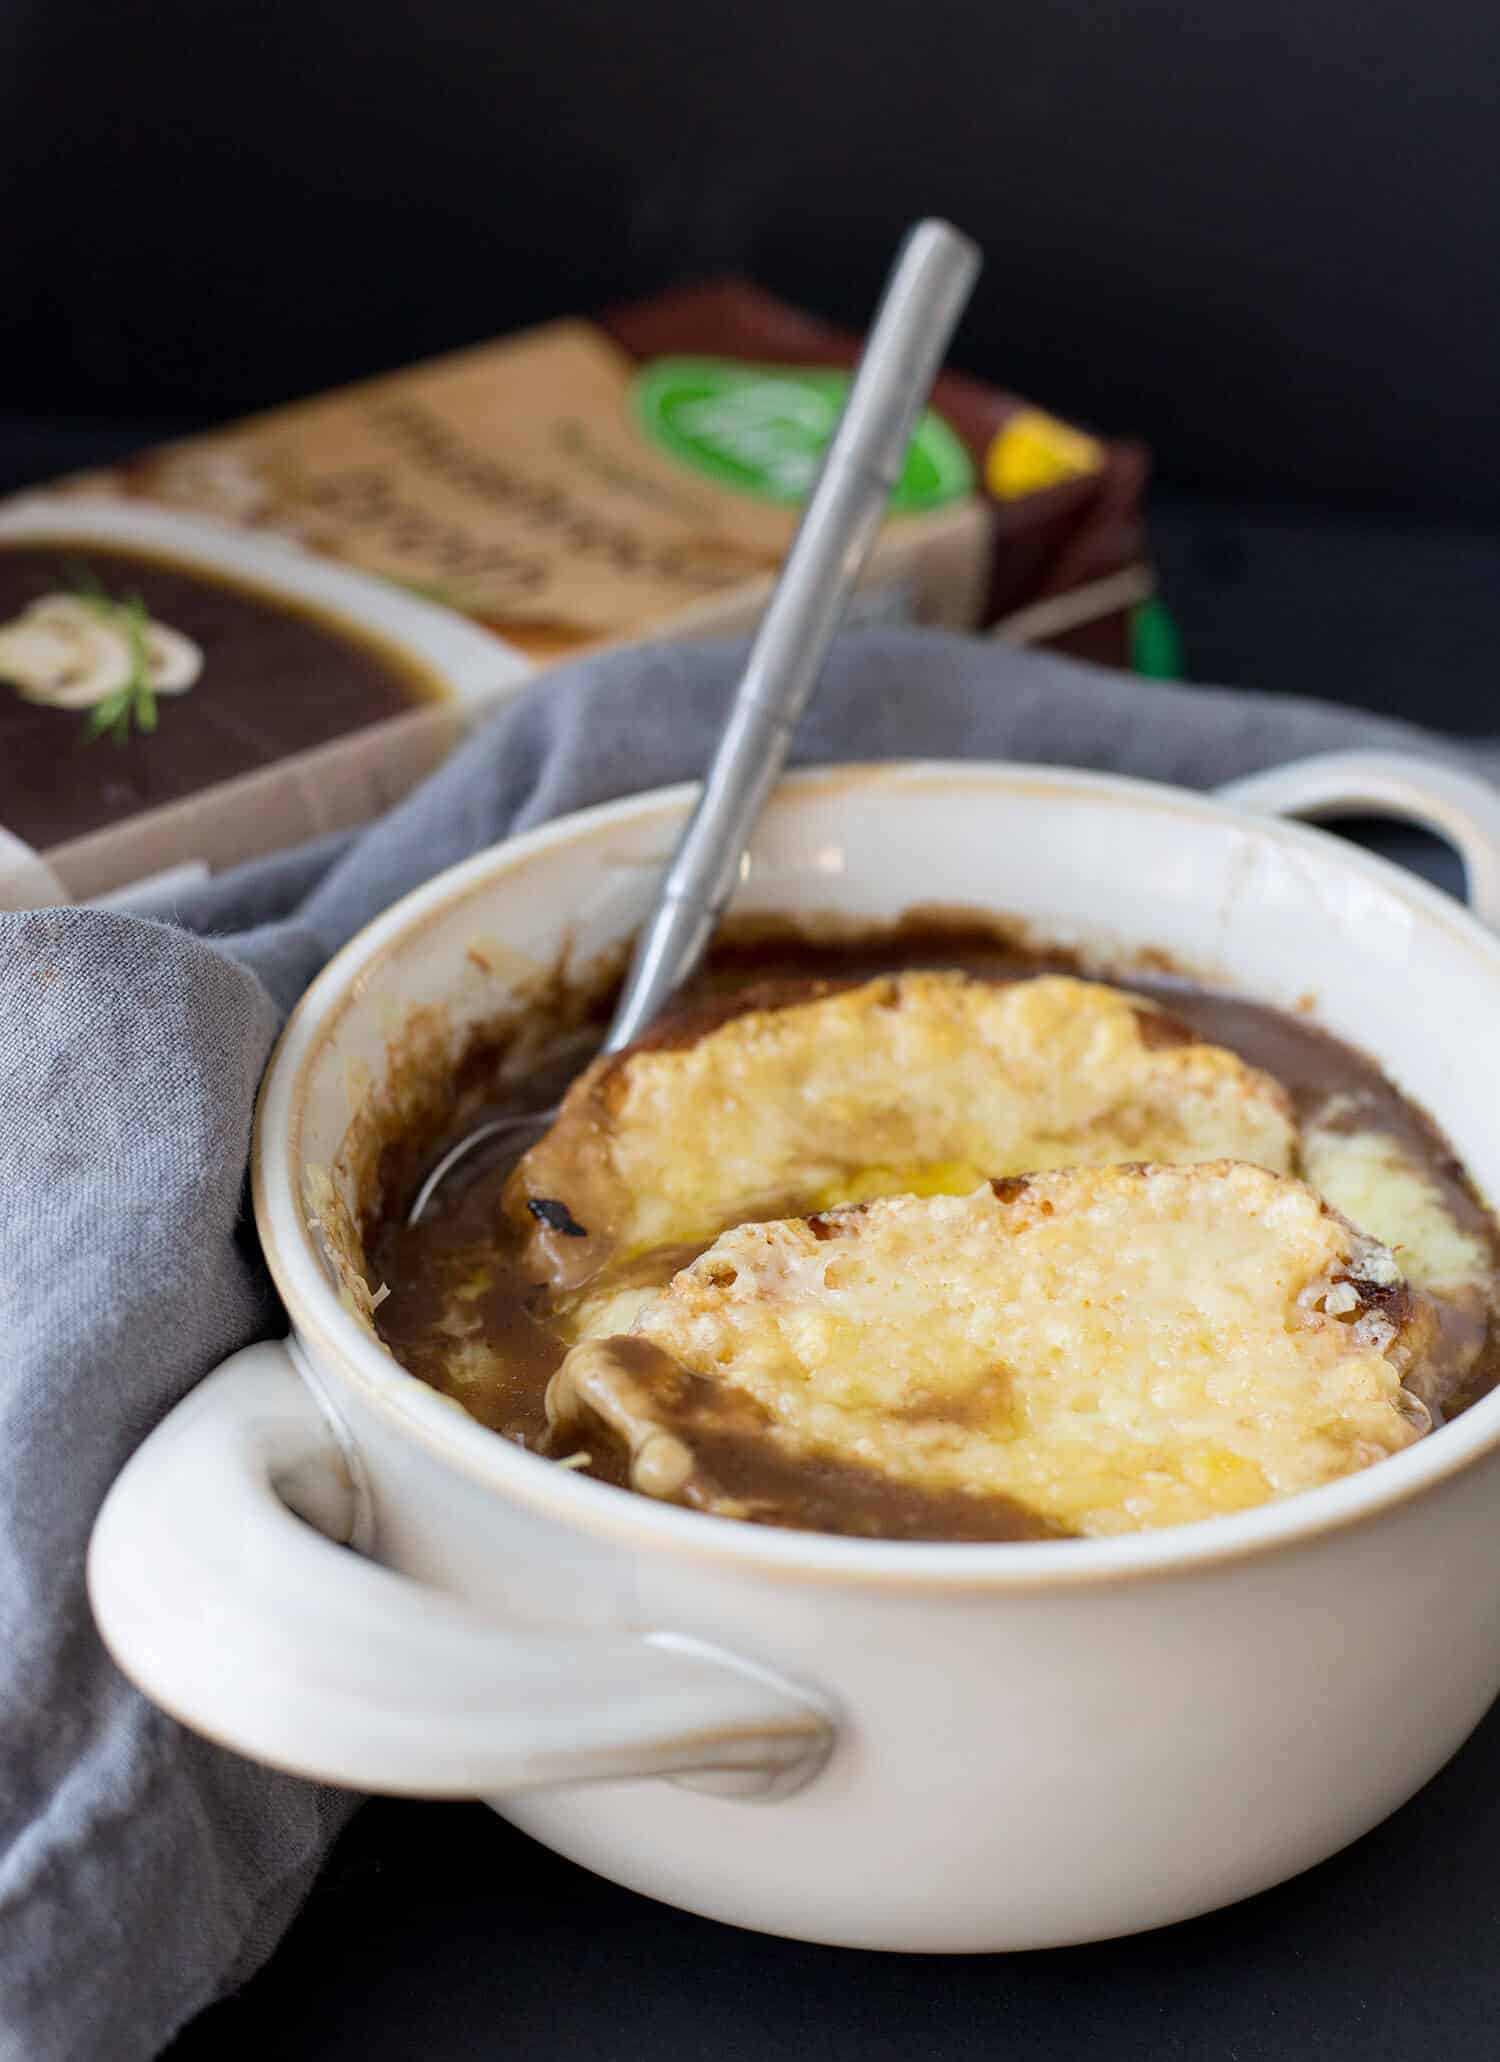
[367,926,1500,1538]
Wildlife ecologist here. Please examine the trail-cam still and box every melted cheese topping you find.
[1302,1102,1490,1297]
[551,1164,1434,1538]
[512,973,1297,1283]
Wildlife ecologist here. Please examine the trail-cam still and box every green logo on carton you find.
[633,357,973,513]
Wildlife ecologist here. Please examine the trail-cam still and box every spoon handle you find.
[602,218,982,1052]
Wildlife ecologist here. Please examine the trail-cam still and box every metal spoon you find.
[407,218,982,1225]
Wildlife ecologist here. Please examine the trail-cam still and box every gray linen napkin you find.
[3,628,1496,2062]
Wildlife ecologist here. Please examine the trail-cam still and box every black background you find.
[4,0,1499,515]
[7,1,1500,719]
[8,3,1500,2051]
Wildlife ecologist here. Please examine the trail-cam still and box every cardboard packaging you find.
[0,283,1150,909]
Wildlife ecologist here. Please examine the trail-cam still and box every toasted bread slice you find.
[549,1162,1435,1539]
[1300,1098,1494,1415]
[510,972,1297,1292]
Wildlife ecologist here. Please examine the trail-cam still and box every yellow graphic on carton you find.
[985,409,1104,500]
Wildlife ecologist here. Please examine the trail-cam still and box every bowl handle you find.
[1216,749,1500,930]
[87,1340,833,1801]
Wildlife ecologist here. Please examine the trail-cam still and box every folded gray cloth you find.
[3,628,1495,2062]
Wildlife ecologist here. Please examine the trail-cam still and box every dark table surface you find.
[170,1697,1500,2062]
[9,416,1485,2056]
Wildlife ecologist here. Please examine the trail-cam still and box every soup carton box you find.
[0,280,1151,910]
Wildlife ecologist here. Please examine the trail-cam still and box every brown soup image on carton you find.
[0,542,443,850]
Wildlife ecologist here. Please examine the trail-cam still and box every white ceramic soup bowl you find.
[90,751,1500,1952]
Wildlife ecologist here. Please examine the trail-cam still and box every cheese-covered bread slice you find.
[1299,1097,1495,1418]
[510,972,1298,1291]
[548,1162,1435,1539]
